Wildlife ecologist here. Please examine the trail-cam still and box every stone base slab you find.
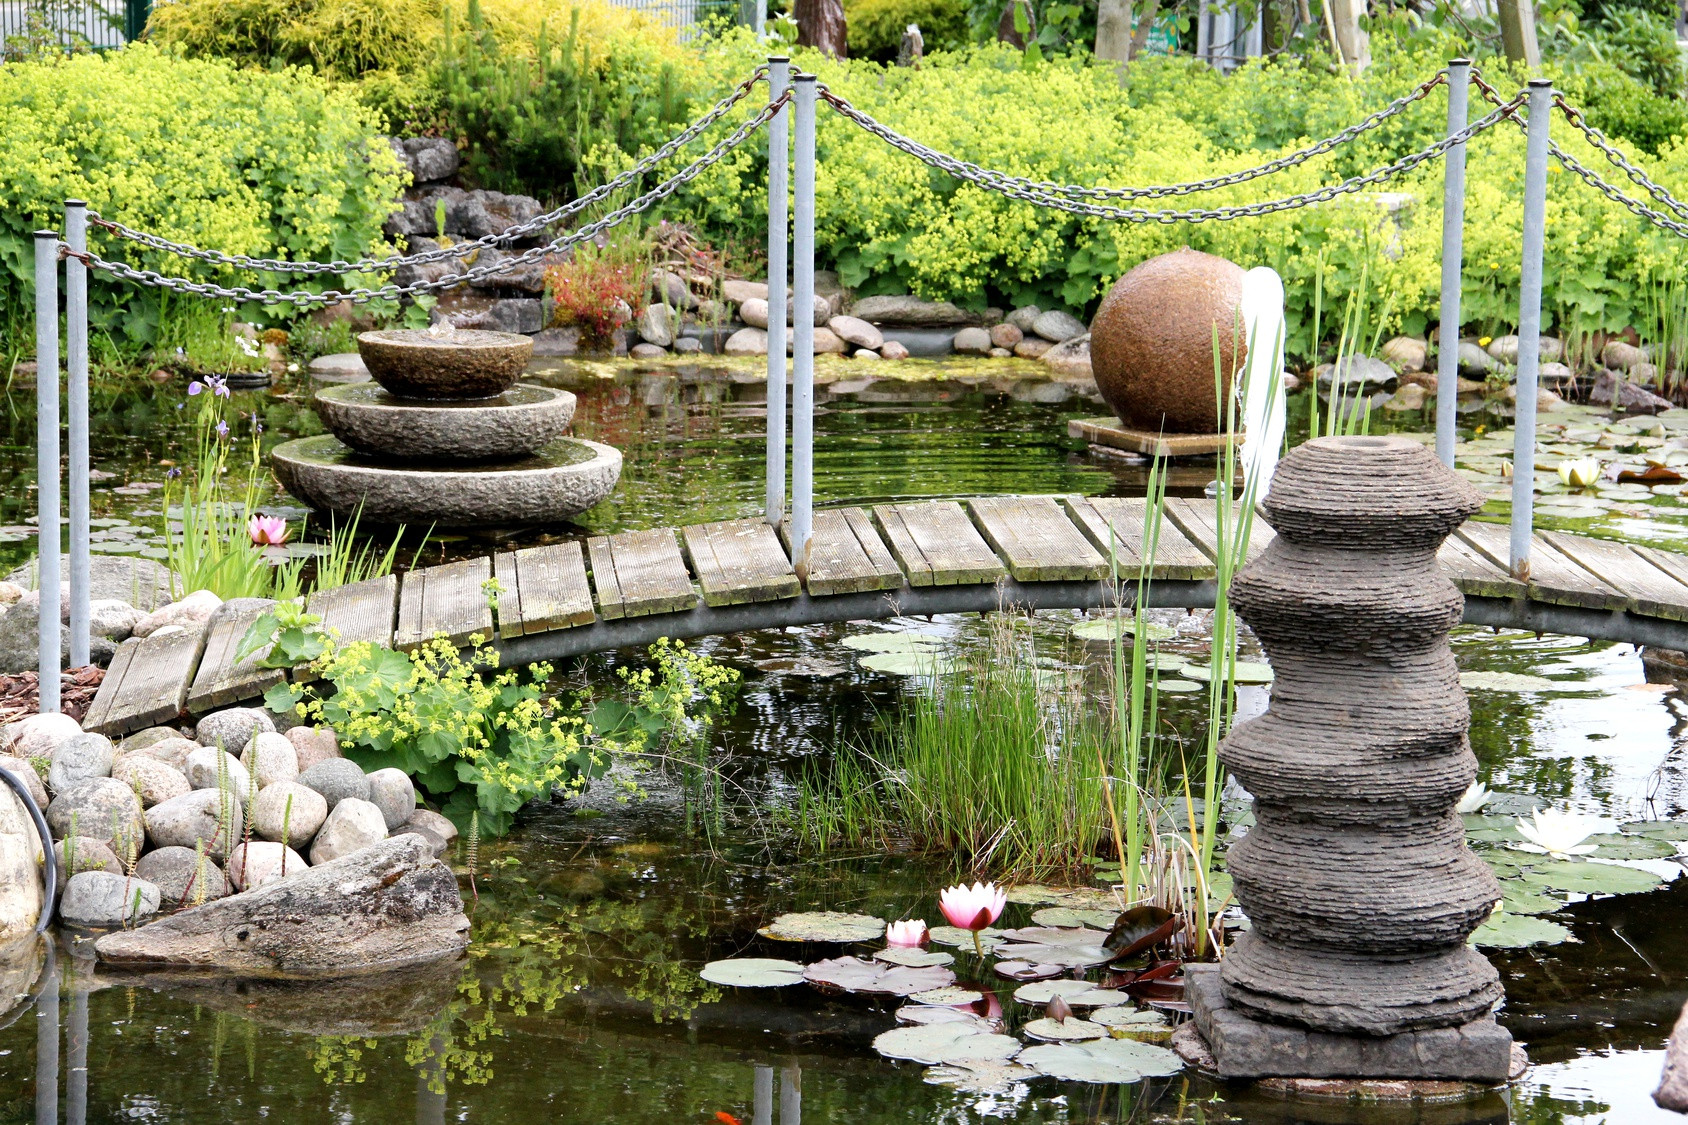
[1187,964,1514,1082]
[1067,417,1239,458]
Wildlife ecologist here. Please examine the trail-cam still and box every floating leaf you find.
[995,928,1115,969]
[1523,861,1664,896]
[841,633,946,653]
[1019,1038,1184,1084]
[1470,913,1574,948]
[873,1022,1020,1065]
[1478,848,1537,871]
[1071,619,1175,642]
[1459,671,1573,692]
[1012,980,1126,1008]
[1498,884,1564,916]
[754,657,848,677]
[1621,820,1688,842]
[1586,833,1679,860]
[1090,1007,1170,1029]
[698,958,807,988]
[759,911,886,943]
[858,651,958,676]
[1181,661,1273,684]
[908,986,984,1006]
[804,956,956,996]
[874,947,955,968]
[1031,907,1120,929]
[923,1060,1038,1094]
[993,960,1067,982]
[1105,907,1183,960]
[895,1005,988,1027]
[1006,885,1116,908]
[1024,1017,1108,1042]
[927,925,1009,951]
[1157,679,1203,694]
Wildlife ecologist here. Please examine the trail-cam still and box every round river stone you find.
[313,382,577,461]
[357,329,532,400]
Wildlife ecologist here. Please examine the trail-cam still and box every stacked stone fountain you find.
[272,329,621,526]
[1186,434,1515,1083]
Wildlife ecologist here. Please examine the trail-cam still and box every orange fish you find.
[716,1114,743,1125]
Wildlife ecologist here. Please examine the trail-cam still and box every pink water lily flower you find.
[886,919,928,947]
[940,882,1006,955]
[248,515,289,546]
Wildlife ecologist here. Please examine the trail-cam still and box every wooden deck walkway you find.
[81,497,1688,737]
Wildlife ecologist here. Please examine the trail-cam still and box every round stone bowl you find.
[313,382,576,461]
[270,435,621,527]
[356,329,533,400]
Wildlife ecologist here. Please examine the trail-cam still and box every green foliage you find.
[845,0,969,60]
[148,0,442,77]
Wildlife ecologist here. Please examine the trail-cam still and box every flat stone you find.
[1,712,83,760]
[227,840,309,891]
[132,589,221,640]
[310,797,387,865]
[135,845,230,906]
[1592,371,1673,415]
[849,294,982,328]
[406,808,458,844]
[242,732,299,789]
[629,343,668,359]
[119,736,198,772]
[366,768,416,831]
[298,758,371,811]
[252,781,328,847]
[1317,354,1395,392]
[308,353,371,384]
[286,727,342,772]
[0,755,47,809]
[724,327,769,356]
[47,777,143,853]
[185,747,252,794]
[112,755,190,808]
[828,315,883,350]
[117,727,181,755]
[1030,309,1087,343]
[879,340,910,361]
[5,556,177,611]
[1014,337,1053,360]
[60,871,159,929]
[313,382,576,461]
[723,279,769,304]
[48,732,114,794]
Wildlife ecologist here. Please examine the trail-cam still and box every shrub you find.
[845,0,970,60]
[147,0,442,78]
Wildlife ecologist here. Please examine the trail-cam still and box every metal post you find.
[1435,60,1470,469]
[67,981,87,1125]
[790,75,817,575]
[765,58,790,528]
[1510,79,1552,581]
[35,952,58,1125]
[754,0,767,34]
[34,231,61,714]
[779,1064,801,1125]
[752,1065,774,1125]
[65,201,90,669]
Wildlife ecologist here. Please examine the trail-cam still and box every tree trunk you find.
[1096,0,1134,68]
[1128,0,1162,57]
[795,0,848,57]
[997,0,1034,47]
[1497,0,1540,67]
[1327,0,1370,74]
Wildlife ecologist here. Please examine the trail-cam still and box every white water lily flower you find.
[1513,807,1599,858]
[1558,458,1600,488]
[1456,782,1491,814]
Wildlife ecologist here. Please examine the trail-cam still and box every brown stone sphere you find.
[1089,248,1247,434]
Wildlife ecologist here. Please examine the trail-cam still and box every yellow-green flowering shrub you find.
[0,44,405,344]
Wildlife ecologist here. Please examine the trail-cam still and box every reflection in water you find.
[35,951,55,1125]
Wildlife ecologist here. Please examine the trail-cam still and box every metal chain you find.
[818,71,1448,204]
[817,85,1521,224]
[86,65,771,276]
[1551,93,1688,224]
[73,94,787,307]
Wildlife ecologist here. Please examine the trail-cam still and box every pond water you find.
[0,359,1685,1123]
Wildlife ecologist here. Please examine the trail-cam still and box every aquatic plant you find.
[247,515,289,546]
[1559,457,1601,488]
[1456,781,1492,814]
[939,882,1006,956]
[886,919,928,947]
[1514,807,1601,858]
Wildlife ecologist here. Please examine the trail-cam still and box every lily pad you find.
[1522,861,1664,896]
[1024,1017,1108,1042]
[698,958,807,988]
[841,633,946,653]
[993,960,1068,982]
[804,956,956,996]
[753,656,849,677]
[927,925,1010,951]
[1470,912,1574,948]
[1498,884,1564,916]
[873,1022,1021,1065]
[1459,671,1571,692]
[923,1060,1039,1094]
[908,986,985,1006]
[1586,833,1679,860]
[995,930,1115,970]
[1621,819,1688,842]
[895,1005,988,1026]
[1091,1006,1170,1029]
[1071,619,1176,643]
[1031,907,1120,929]
[858,651,958,676]
[1013,980,1127,1007]
[1181,661,1273,685]
[1019,1038,1185,1084]
[759,911,887,943]
[1479,848,1537,872]
[1157,679,1203,694]
[1006,885,1116,908]
[874,947,956,968]
[1104,906,1183,960]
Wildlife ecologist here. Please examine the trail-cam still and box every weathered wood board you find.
[185,603,285,713]
[1438,534,1526,600]
[872,501,1007,587]
[682,519,801,607]
[306,575,398,650]
[1163,498,1276,567]
[588,529,699,619]
[790,507,903,596]
[968,496,1107,582]
[1062,497,1215,581]
[83,628,208,736]
[1543,532,1688,621]
[394,558,494,650]
[1456,521,1621,610]
[493,542,596,638]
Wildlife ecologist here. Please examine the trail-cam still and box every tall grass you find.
[1307,250,1377,440]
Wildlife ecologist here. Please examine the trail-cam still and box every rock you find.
[226,841,308,891]
[1042,334,1093,380]
[399,825,450,858]
[131,589,221,640]
[828,315,883,350]
[119,736,198,772]
[1659,1000,1688,1111]
[53,836,122,895]
[1486,334,1564,365]
[811,326,848,355]
[636,304,679,347]
[649,268,696,310]
[1030,309,1087,343]
[309,797,387,865]
[853,348,879,360]
[1591,371,1673,415]
[1457,342,1497,376]
[990,323,1024,349]
[88,600,143,643]
[0,583,22,607]
[952,326,993,356]
[135,846,229,907]
[144,789,242,860]
[481,298,544,335]
[393,136,459,184]
[241,732,299,789]
[366,769,416,831]
[406,808,459,845]
[1631,361,1660,385]
[1,712,83,760]
[308,353,371,384]
[879,340,910,361]
[1007,305,1042,334]
[0,756,47,809]
[1603,340,1647,371]
[724,327,769,356]
[795,295,830,327]
[1502,384,1566,412]
[446,189,542,240]
[1014,337,1054,360]
[0,779,41,938]
[60,871,159,928]
[252,781,328,847]
[0,589,116,674]
[466,247,547,294]
[1383,384,1428,412]
[673,336,704,355]
[195,707,275,753]
[739,296,771,328]
[111,755,189,809]
[184,747,253,795]
[5,556,177,612]
[1380,336,1428,373]
[1540,361,1575,384]
[989,347,1012,358]
[299,758,372,812]
[46,777,143,853]
[95,834,469,976]
[848,294,982,327]
[117,727,180,754]
[722,279,768,305]
[285,727,342,773]
[48,732,114,794]
[529,327,578,357]
[1317,355,1395,393]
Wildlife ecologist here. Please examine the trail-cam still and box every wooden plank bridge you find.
[81,496,1688,737]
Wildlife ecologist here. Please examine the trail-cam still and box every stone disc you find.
[357,328,532,399]
[313,382,576,461]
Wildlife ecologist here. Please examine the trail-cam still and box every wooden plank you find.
[1163,498,1276,566]
[394,568,427,650]
[307,574,398,649]
[681,519,801,607]
[1438,533,1525,600]
[872,501,1006,587]
[186,603,284,713]
[418,558,494,648]
[1455,521,1623,611]
[1062,497,1215,581]
[493,542,596,638]
[95,628,208,736]
[1634,546,1688,615]
[587,529,698,620]
[789,507,904,596]
[1543,532,1688,622]
[1067,418,1238,459]
[968,496,1107,582]
[82,638,138,735]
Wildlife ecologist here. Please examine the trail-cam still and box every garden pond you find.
[0,357,1685,1122]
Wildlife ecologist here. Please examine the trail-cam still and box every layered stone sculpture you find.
[1205,435,1510,1075]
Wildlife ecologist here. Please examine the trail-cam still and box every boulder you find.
[636,304,680,348]
[1317,355,1396,393]
[117,727,182,755]
[252,781,328,847]
[195,707,275,753]
[0,755,47,809]
[1486,334,1563,365]
[1656,999,1688,1111]
[724,327,769,357]
[308,353,371,384]
[460,246,546,294]
[286,727,342,772]
[990,323,1024,350]
[111,755,190,809]
[135,845,230,907]
[52,835,121,894]
[1602,340,1647,371]
[1502,384,1566,412]
[393,136,459,184]
[298,758,371,810]
[88,600,144,643]
[144,788,242,860]
[61,871,159,928]
[1,712,83,760]
[46,777,143,853]
[1540,361,1575,384]
[850,294,982,328]
[811,327,848,355]
[119,736,198,772]
[184,747,252,795]
[674,336,704,355]
[0,589,117,674]
[1030,309,1087,343]
[739,296,771,328]
[0,781,43,938]
[1014,337,1054,360]
[226,841,308,891]
[1007,305,1042,334]
[132,589,222,639]
[1042,334,1093,380]
[480,297,544,335]
[448,190,542,241]
[1382,384,1428,412]
[242,732,299,789]
[4,555,177,611]
[828,315,883,350]
[399,826,450,858]
[309,798,388,865]
[879,340,911,361]
[650,269,698,310]
[406,808,459,845]
[1457,341,1497,376]
[952,327,993,356]
[366,769,416,831]
[0,582,22,606]
[48,732,114,794]
[629,343,666,359]
[1380,336,1427,373]
[1631,361,1660,386]
[722,279,769,305]
[94,835,470,976]
[1592,371,1673,415]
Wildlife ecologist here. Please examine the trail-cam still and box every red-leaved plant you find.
[544,255,648,351]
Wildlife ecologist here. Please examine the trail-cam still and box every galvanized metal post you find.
[65,201,90,669]
[35,946,58,1125]
[765,58,790,528]
[754,0,767,34]
[34,231,61,714]
[1435,59,1470,469]
[1510,79,1553,581]
[790,75,817,575]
